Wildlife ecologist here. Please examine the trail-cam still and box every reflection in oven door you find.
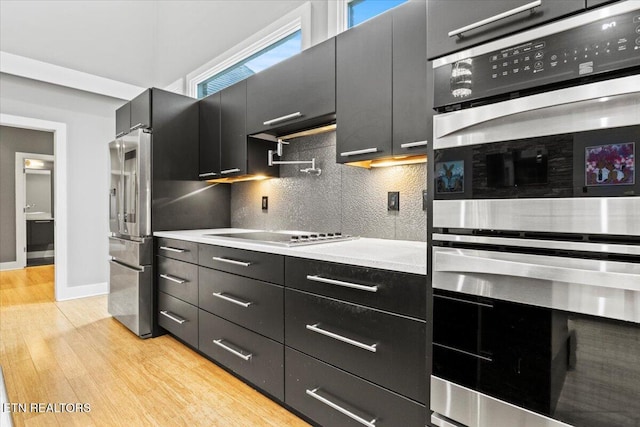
[431,246,640,427]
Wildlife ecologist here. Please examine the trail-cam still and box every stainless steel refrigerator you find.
[108,88,230,338]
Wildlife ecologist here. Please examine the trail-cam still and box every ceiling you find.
[0,0,308,89]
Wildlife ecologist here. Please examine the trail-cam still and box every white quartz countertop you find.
[154,228,426,275]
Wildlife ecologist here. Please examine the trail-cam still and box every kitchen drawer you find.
[199,267,283,342]
[157,256,198,305]
[199,309,284,401]
[285,347,425,427]
[198,244,284,285]
[285,257,426,320]
[157,238,198,264]
[158,292,198,348]
[285,289,426,403]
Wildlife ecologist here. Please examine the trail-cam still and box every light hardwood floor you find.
[0,266,310,427]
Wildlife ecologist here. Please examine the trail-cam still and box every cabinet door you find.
[220,81,247,176]
[130,89,151,130]
[336,12,392,164]
[285,348,425,427]
[28,220,54,247]
[285,289,426,403]
[199,92,221,179]
[393,0,430,156]
[199,310,284,401]
[246,38,336,135]
[115,103,130,136]
[427,0,585,60]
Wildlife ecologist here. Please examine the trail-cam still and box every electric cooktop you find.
[203,231,357,247]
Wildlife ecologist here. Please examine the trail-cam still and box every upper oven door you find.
[433,75,640,201]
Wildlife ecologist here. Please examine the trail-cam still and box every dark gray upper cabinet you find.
[217,81,279,179]
[220,81,248,176]
[246,38,336,136]
[393,0,430,156]
[130,89,152,130]
[115,89,152,136]
[336,11,393,163]
[115,103,130,137]
[198,92,221,179]
[426,0,586,60]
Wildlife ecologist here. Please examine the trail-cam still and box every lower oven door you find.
[431,246,640,427]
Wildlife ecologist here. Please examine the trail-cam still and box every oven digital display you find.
[585,142,635,186]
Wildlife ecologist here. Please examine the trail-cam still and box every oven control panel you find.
[435,8,640,111]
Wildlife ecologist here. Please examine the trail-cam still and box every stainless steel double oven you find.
[429,2,640,427]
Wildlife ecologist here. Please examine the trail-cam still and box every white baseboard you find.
[27,250,55,259]
[56,282,108,301]
[0,261,21,271]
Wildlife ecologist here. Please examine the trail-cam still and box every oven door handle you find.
[433,249,640,292]
[434,75,640,146]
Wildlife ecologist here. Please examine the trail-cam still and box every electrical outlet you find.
[261,196,268,211]
[422,190,428,211]
[388,191,399,211]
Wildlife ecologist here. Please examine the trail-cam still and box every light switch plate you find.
[262,196,268,211]
[422,190,428,211]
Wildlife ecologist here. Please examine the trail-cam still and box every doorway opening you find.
[19,153,55,267]
[1,114,68,301]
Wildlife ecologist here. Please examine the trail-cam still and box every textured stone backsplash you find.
[230,131,427,242]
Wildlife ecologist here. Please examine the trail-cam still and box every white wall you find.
[0,73,122,293]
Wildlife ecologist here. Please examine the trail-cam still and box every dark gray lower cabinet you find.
[154,241,426,426]
[199,267,283,342]
[285,289,426,403]
[285,347,425,427]
[199,309,284,401]
[158,292,198,348]
[27,220,54,251]
[157,256,198,306]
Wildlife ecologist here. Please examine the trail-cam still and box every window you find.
[187,3,311,99]
[347,0,408,29]
[197,30,302,98]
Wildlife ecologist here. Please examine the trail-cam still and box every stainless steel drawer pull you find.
[340,147,379,157]
[433,342,493,362]
[400,140,428,149]
[305,388,377,427]
[306,275,378,293]
[160,310,186,325]
[160,274,186,284]
[213,339,252,361]
[213,292,252,308]
[263,111,302,126]
[160,246,186,253]
[220,168,241,175]
[306,323,377,353]
[34,220,52,223]
[448,0,542,38]
[199,172,218,177]
[434,294,493,308]
[212,256,252,267]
